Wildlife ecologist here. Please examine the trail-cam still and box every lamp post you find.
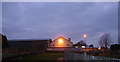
[83,34,87,47]
[83,34,87,38]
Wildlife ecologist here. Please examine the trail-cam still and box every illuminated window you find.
[82,46,85,48]
[98,47,101,50]
[58,38,63,44]
[75,46,78,48]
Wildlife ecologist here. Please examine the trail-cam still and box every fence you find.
[64,52,120,62]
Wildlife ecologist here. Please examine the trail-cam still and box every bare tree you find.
[1,34,9,49]
[99,33,110,49]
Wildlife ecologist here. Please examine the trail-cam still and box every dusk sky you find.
[2,2,118,46]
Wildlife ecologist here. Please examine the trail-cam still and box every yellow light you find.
[98,47,101,50]
[75,46,78,48]
[58,38,63,44]
[83,34,87,38]
[82,46,85,48]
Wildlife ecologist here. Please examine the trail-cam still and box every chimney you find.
[68,38,71,42]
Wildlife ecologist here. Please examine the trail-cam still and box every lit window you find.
[58,38,63,44]
[98,47,101,50]
[82,46,85,48]
[75,46,78,48]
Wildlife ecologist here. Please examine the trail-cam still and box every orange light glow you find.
[58,38,63,44]
[83,34,87,38]
[98,47,101,50]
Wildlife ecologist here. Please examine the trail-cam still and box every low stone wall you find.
[47,47,81,52]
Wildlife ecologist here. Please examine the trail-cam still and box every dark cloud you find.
[2,2,118,46]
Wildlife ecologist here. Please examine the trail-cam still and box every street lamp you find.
[83,34,87,48]
[83,34,87,38]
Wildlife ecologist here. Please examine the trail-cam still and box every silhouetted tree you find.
[110,44,120,51]
[89,44,94,47]
[99,33,110,49]
[2,34,9,49]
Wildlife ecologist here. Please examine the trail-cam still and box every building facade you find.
[8,39,49,53]
[48,36,73,47]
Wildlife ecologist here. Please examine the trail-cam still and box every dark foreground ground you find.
[2,51,120,62]
[2,52,65,62]
[22,52,64,60]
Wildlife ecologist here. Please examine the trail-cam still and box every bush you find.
[110,44,120,51]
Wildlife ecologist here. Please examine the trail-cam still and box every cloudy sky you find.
[2,2,118,46]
